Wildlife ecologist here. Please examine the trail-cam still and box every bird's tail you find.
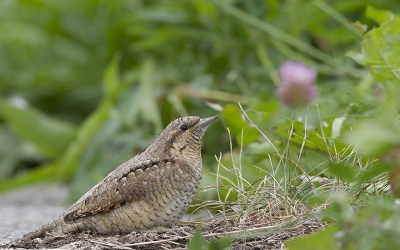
[22,220,59,240]
[1,220,59,248]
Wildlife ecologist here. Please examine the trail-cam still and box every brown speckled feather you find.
[18,116,217,240]
[64,158,179,221]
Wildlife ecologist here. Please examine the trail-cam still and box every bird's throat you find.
[171,141,202,167]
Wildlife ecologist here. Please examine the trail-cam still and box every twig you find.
[89,239,133,250]
[123,236,187,247]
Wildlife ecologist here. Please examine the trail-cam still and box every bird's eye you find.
[180,124,188,131]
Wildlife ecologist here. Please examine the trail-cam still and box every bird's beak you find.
[195,116,218,137]
[198,116,218,128]
[194,116,218,138]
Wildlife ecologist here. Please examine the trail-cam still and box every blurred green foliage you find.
[188,230,231,250]
[287,7,400,250]
[1,1,400,248]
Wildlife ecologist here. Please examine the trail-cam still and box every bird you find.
[20,116,218,240]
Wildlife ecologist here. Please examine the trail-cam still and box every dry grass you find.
[5,216,328,249]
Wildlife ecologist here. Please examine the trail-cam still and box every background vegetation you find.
[1,0,400,249]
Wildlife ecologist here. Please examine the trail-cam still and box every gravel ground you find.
[0,185,68,246]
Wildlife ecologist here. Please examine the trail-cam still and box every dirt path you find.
[0,185,67,246]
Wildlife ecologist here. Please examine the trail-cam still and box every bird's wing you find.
[63,158,176,222]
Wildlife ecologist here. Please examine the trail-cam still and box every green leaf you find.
[347,21,367,35]
[358,163,395,184]
[103,52,122,102]
[327,162,356,181]
[246,141,278,157]
[188,230,207,250]
[286,225,338,250]
[56,99,111,180]
[313,195,355,224]
[209,236,232,250]
[366,5,393,25]
[188,229,231,250]
[347,11,400,87]
[0,125,23,179]
[331,116,346,139]
[222,104,258,146]
[0,99,77,158]
[271,117,347,157]
[390,166,400,198]
[138,59,163,132]
[350,106,400,156]
[0,163,58,192]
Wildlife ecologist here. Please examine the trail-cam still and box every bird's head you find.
[145,116,218,163]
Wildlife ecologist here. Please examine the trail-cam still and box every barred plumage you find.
[21,116,217,239]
